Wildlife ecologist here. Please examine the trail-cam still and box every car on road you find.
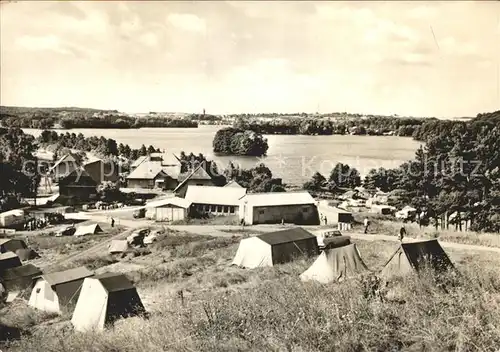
[133,208,146,219]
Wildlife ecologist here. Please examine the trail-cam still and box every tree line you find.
[303,110,500,232]
[0,106,197,129]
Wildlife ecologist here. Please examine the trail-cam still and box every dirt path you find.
[167,224,500,254]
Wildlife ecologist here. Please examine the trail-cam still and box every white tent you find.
[28,266,93,314]
[300,244,369,283]
[232,228,319,269]
[71,273,145,331]
[74,224,103,237]
[108,240,129,254]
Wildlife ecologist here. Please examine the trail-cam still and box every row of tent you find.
[5,265,145,332]
[232,227,455,282]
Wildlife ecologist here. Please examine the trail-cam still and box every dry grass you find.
[171,215,239,226]
[352,213,500,248]
[2,235,500,352]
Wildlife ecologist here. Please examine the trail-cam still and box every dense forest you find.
[213,127,269,156]
[0,106,197,129]
[37,130,160,162]
[233,115,430,137]
[304,110,500,232]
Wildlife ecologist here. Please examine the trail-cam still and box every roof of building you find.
[330,207,352,214]
[161,165,181,179]
[146,197,192,209]
[41,266,93,287]
[159,153,181,166]
[240,191,315,207]
[257,227,316,246]
[93,272,135,293]
[184,185,247,206]
[174,165,213,192]
[223,180,243,188]
[130,155,149,168]
[49,154,77,171]
[126,162,168,180]
[1,264,42,281]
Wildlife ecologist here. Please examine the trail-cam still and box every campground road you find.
[166,224,500,254]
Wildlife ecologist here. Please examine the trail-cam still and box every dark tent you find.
[16,249,41,261]
[1,264,42,295]
[381,239,455,278]
[0,252,22,272]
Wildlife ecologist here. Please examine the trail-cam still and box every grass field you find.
[1,228,499,352]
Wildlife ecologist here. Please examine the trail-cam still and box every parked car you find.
[56,225,76,237]
[133,208,146,219]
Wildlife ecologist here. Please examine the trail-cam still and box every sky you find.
[1,1,499,117]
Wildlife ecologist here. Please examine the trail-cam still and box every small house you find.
[84,159,120,184]
[58,169,98,201]
[239,191,319,225]
[174,165,215,198]
[145,197,192,222]
[183,185,247,216]
[126,162,173,189]
[29,266,94,314]
[71,273,146,331]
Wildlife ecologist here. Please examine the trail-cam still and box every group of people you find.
[24,218,48,231]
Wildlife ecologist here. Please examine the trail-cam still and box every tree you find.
[328,163,361,189]
[213,127,268,156]
[303,172,327,191]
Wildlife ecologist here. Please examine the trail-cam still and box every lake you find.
[23,126,422,185]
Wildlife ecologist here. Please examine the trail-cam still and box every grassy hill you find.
[1,225,499,351]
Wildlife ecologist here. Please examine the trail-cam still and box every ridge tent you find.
[300,243,369,283]
[381,239,455,278]
[1,264,42,295]
[71,273,146,331]
[0,238,27,254]
[0,252,22,272]
[74,224,103,237]
[29,266,94,314]
[232,227,319,269]
[108,240,129,254]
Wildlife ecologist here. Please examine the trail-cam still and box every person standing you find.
[111,217,115,228]
[399,226,406,242]
[364,218,369,234]
[324,216,328,225]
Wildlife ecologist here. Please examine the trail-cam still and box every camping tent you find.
[1,264,42,295]
[29,266,94,314]
[74,224,103,237]
[71,273,146,332]
[16,248,40,261]
[232,227,319,269]
[0,238,27,253]
[300,243,369,283]
[0,252,22,272]
[108,240,129,254]
[381,239,455,278]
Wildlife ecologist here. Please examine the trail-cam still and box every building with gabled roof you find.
[126,162,171,189]
[83,159,119,184]
[183,185,247,216]
[71,273,146,331]
[29,266,94,314]
[145,197,193,222]
[49,153,79,182]
[239,191,319,225]
[174,164,215,197]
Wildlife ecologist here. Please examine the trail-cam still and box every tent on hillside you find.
[0,252,22,272]
[74,224,103,237]
[300,243,369,283]
[232,227,319,269]
[16,248,41,261]
[0,238,27,254]
[381,239,455,278]
[108,240,129,254]
[29,266,94,314]
[71,273,146,332]
[1,264,42,295]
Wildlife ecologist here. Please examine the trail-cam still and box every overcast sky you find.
[1,1,499,117]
